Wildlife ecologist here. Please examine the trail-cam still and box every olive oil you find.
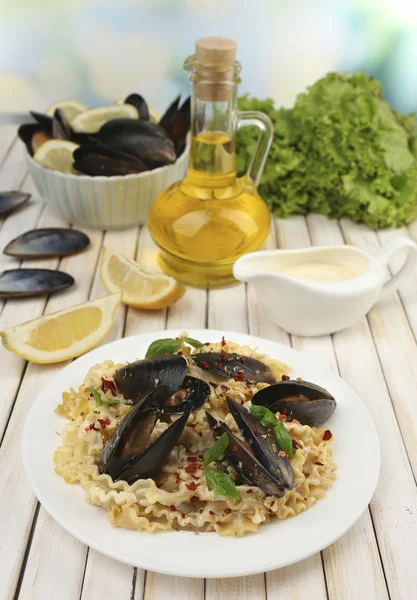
[148,37,273,288]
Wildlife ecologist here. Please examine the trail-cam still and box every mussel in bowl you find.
[192,352,276,384]
[252,380,336,426]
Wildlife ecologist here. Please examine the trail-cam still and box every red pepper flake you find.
[187,456,198,462]
[181,513,186,518]
[190,495,199,503]
[177,350,183,356]
[270,501,275,506]
[101,377,117,396]
[85,423,99,432]
[97,418,111,429]
[281,408,287,414]
[221,336,226,347]
[200,360,209,370]
[169,505,176,511]
[175,336,180,340]
[221,384,229,392]
[281,374,290,381]
[231,370,245,382]
[232,445,238,452]
[315,461,324,466]
[204,342,210,346]
[213,361,219,368]
[323,429,333,441]
[209,510,215,516]
[241,356,248,363]
[279,414,286,421]
[164,351,170,355]
[227,356,234,362]
[185,462,201,474]
[219,349,226,361]
[186,481,198,491]
[176,473,181,483]
[292,439,302,450]
[246,489,253,494]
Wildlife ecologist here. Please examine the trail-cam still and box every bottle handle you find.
[377,237,417,297]
[237,111,274,186]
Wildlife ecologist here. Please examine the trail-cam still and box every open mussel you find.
[193,352,276,385]
[125,93,149,120]
[99,385,189,484]
[3,228,90,259]
[252,380,336,427]
[97,118,177,169]
[206,397,294,497]
[73,144,148,176]
[159,95,190,156]
[52,108,72,140]
[0,268,74,298]
[0,191,30,218]
[164,376,210,414]
[18,123,52,155]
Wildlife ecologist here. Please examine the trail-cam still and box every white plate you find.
[22,330,380,579]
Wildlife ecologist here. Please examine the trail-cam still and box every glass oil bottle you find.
[148,37,274,288]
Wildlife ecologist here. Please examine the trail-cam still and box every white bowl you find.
[25,144,189,230]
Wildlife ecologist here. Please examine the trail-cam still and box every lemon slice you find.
[71,105,139,133]
[33,140,79,173]
[100,247,186,309]
[114,98,160,123]
[45,99,88,122]
[0,293,122,364]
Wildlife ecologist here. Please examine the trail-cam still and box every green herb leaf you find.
[182,337,204,348]
[90,386,119,407]
[274,422,293,456]
[145,336,204,359]
[250,405,292,456]
[204,466,240,499]
[203,432,229,466]
[250,405,277,427]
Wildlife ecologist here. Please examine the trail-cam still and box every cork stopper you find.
[195,37,237,67]
[194,37,238,102]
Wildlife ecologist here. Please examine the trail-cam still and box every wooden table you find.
[1,125,416,600]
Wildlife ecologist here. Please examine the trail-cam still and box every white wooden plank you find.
[144,572,204,600]
[0,220,103,600]
[0,125,16,165]
[310,214,417,600]
[340,219,417,476]
[206,575,266,600]
[0,140,27,197]
[266,556,327,600]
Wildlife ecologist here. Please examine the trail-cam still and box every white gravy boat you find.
[233,237,417,337]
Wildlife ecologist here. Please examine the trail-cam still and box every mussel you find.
[163,376,210,414]
[252,380,336,427]
[99,385,189,484]
[30,111,53,131]
[18,123,52,155]
[97,119,176,169]
[73,144,148,176]
[125,93,149,120]
[192,352,276,385]
[206,397,294,497]
[159,96,190,156]
[0,268,74,298]
[3,228,90,259]
[52,108,72,140]
[0,191,31,218]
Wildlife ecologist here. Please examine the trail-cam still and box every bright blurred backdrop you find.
[2,0,417,114]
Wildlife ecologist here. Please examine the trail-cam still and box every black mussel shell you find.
[52,108,72,140]
[159,95,181,134]
[205,412,291,497]
[0,268,74,298]
[163,376,210,414]
[29,111,53,132]
[73,144,148,176]
[18,124,52,155]
[3,228,90,259]
[226,397,294,489]
[114,354,188,403]
[193,352,276,385]
[97,118,176,169]
[0,191,31,217]
[252,380,336,427]
[125,93,149,120]
[116,411,189,484]
[99,385,169,480]
[160,96,190,156]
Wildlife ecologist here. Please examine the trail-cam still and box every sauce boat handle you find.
[377,237,417,297]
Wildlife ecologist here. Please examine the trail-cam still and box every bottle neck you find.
[186,82,238,189]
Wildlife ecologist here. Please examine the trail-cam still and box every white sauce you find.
[279,261,362,282]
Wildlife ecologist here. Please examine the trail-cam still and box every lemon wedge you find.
[33,140,79,173]
[45,99,88,122]
[71,105,139,133]
[0,293,122,363]
[100,247,186,309]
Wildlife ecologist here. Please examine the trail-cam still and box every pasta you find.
[54,336,336,536]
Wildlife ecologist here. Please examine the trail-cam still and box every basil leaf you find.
[203,432,229,466]
[204,466,240,499]
[273,422,293,456]
[90,387,119,407]
[182,337,204,348]
[250,405,277,427]
[250,404,292,456]
[145,338,182,358]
